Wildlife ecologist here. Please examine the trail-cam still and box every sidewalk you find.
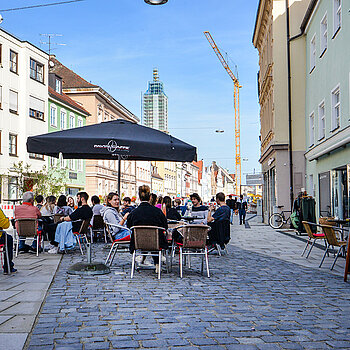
[0,253,61,350]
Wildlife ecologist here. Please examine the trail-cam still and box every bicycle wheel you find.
[269,213,284,229]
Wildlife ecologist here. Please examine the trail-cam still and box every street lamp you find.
[144,0,168,5]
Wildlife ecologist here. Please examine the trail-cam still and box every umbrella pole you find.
[118,155,121,196]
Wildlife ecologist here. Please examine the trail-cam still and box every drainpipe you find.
[286,0,294,211]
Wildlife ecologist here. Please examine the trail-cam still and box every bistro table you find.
[326,218,349,240]
[181,216,201,223]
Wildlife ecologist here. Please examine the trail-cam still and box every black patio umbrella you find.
[27,119,197,194]
[27,119,196,162]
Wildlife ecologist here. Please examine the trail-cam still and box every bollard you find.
[87,243,91,264]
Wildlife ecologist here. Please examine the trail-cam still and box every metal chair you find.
[105,223,131,267]
[15,218,42,257]
[0,232,11,274]
[176,224,211,278]
[130,226,168,280]
[92,215,105,243]
[319,224,348,270]
[73,219,90,255]
[301,221,326,258]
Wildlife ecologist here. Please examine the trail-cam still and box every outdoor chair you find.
[53,214,64,223]
[130,226,168,280]
[207,219,230,256]
[105,222,131,267]
[301,221,326,258]
[0,233,11,274]
[319,224,348,270]
[176,224,211,278]
[73,219,90,255]
[167,220,186,259]
[92,215,105,243]
[14,218,42,257]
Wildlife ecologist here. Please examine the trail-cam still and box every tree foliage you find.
[8,161,68,197]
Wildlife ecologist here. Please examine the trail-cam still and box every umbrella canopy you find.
[27,120,196,162]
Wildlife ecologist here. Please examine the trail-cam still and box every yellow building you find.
[253,0,310,221]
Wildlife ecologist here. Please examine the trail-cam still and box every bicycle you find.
[268,206,292,229]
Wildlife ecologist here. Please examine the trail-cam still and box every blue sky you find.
[1,0,261,180]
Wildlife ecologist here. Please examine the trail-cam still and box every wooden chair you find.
[104,222,131,267]
[15,218,42,257]
[130,226,168,280]
[301,221,326,258]
[176,224,211,278]
[319,224,348,270]
[73,219,90,255]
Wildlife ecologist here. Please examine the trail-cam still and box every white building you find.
[0,28,49,200]
[136,161,151,192]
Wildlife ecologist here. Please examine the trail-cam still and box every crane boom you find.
[204,31,241,195]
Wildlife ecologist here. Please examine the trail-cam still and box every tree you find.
[8,161,68,197]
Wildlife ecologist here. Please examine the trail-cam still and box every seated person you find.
[101,192,130,241]
[163,196,181,221]
[120,197,135,216]
[127,185,168,273]
[35,195,44,210]
[40,195,57,216]
[54,195,74,216]
[48,192,93,253]
[14,191,42,253]
[188,193,208,224]
[0,208,16,274]
[207,192,231,247]
[91,195,104,216]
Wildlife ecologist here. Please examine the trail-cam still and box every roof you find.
[300,0,318,33]
[48,87,90,116]
[50,56,98,89]
[252,0,266,46]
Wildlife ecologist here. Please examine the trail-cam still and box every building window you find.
[30,58,44,83]
[60,110,66,130]
[10,50,18,73]
[0,85,2,109]
[55,79,61,93]
[50,105,57,127]
[333,0,341,35]
[49,156,56,167]
[320,14,327,55]
[9,90,18,114]
[331,86,340,130]
[29,95,45,121]
[0,130,2,154]
[69,113,75,128]
[9,134,17,156]
[309,113,315,146]
[77,159,82,172]
[318,102,325,140]
[0,44,2,65]
[77,117,83,128]
[59,154,65,168]
[68,159,74,170]
[29,153,44,160]
[310,34,316,72]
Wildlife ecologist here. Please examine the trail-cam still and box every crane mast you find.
[204,31,241,196]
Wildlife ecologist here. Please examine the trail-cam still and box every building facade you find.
[0,28,49,200]
[142,68,168,133]
[253,0,310,222]
[303,0,350,219]
[50,57,139,198]
[48,73,89,196]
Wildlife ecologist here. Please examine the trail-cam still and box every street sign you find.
[246,174,263,185]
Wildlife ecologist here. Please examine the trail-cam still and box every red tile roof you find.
[50,56,98,89]
[48,86,90,116]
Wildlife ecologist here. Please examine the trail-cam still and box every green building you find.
[48,73,90,195]
[303,0,350,219]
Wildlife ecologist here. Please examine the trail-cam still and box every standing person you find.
[127,185,168,274]
[35,195,44,210]
[189,193,208,224]
[101,192,130,241]
[0,208,16,274]
[14,191,42,253]
[237,194,248,225]
[226,195,235,225]
[48,192,93,253]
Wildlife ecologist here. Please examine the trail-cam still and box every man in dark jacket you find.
[127,185,168,273]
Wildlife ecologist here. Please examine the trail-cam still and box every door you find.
[319,172,331,217]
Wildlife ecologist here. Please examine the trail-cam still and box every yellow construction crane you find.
[204,31,241,195]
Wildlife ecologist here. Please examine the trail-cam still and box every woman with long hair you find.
[149,193,157,206]
[100,192,130,241]
[54,195,73,216]
[155,195,163,209]
[163,196,181,221]
[67,196,76,209]
[40,195,57,216]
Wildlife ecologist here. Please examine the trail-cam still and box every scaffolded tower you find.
[143,68,168,133]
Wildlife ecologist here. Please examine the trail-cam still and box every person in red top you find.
[14,191,41,252]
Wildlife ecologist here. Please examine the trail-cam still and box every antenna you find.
[40,33,66,56]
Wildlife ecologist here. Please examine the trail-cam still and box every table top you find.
[327,219,350,225]
[181,216,201,221]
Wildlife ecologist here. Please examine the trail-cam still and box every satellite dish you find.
[0,14,3,24]
[49,60,55,68]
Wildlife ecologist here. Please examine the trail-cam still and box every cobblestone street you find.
[14,217,349,350]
